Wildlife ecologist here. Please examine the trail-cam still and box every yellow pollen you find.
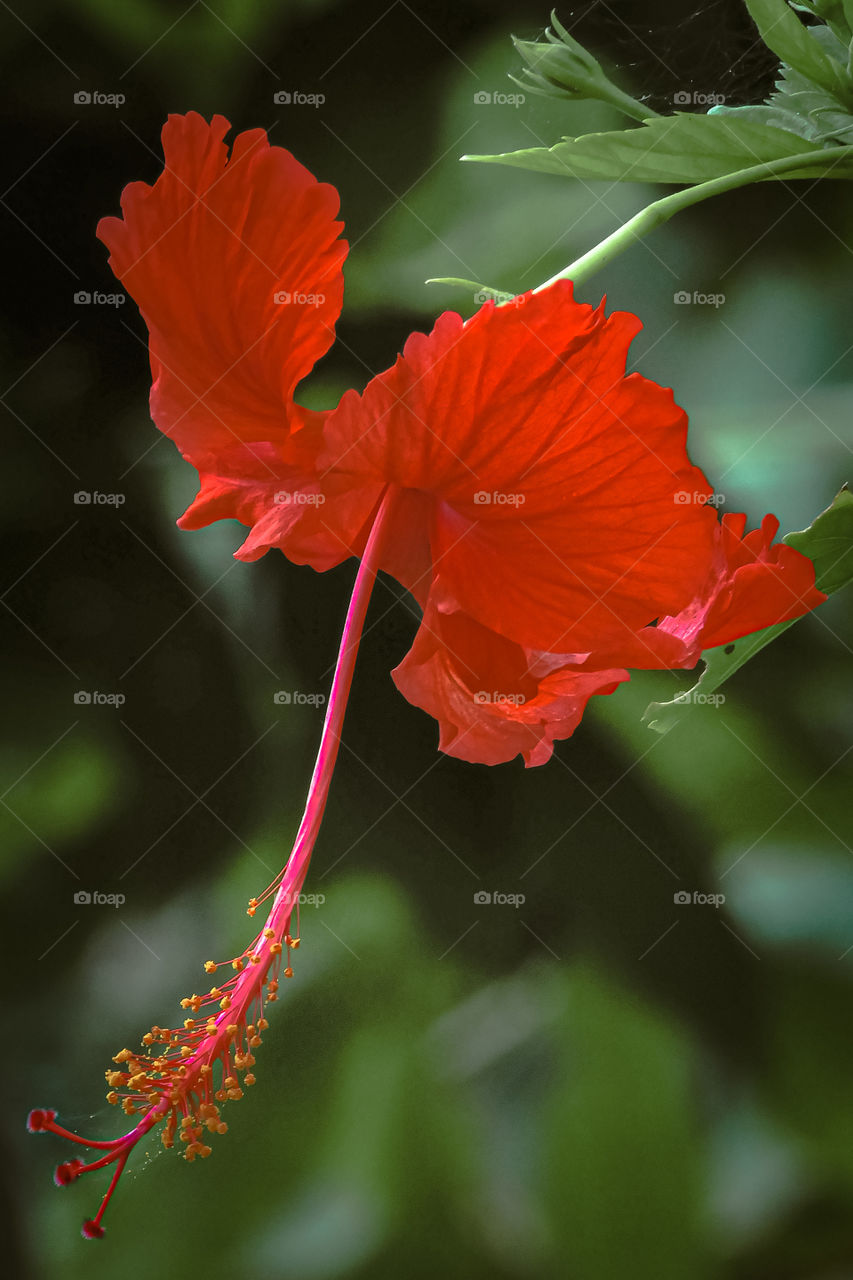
[244,1074,256,1086]
[204,961,217,973]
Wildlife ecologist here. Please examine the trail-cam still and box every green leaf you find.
[793,2,853,45]
[745,0,853,106]
[464,112,853,182]
[785,482,853,592]
[542,965,709,1280]
[643,487,853,734]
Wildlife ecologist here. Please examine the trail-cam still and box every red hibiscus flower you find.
[97,112,824,766]
[33,111,826,1242]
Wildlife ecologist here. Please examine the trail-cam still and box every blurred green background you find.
[2,1,852,1276]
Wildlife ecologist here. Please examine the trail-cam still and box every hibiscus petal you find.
[97,112,347,466]
[392,599,628,767]
[316,283,717,653]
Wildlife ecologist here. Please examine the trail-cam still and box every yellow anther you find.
[226,1023,238,1036]
[244,1074,256,1086]
[250,954,262,965]
[290,937,300,950]
[113,1049,132,1063]
[106,1091,119,1105]
[249,1035,262,1048]
[219,995,232,1011]
[283,967,294,979]
[204,961,217,974]
[209,987,222,999]
[216,1121,228,1134]
[181,1046,193,1059]
[184,1019,196,1030]
[267,993,278,1003]
[142,1033,154,1046]
[231,958,245,972]
[227,1087,243,1100]
[181,1116,194,1128]
[200,1064,212,1076]
[215,1089,227,1102]
[270,942,282,956]
[258,1019,269,1031]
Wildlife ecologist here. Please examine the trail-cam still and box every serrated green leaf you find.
[465,112,853,182]
[746,0,853,106]
[643,487,852,734]
[793,2,853,45]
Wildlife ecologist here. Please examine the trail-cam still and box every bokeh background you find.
[2,1,852,1276]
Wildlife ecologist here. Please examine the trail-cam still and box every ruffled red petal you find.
[392,598,628,767]
[295,283,718,652]
[97,112,346,469]
[677,512,826,650]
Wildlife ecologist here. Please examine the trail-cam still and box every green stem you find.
[536,144,853,291]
